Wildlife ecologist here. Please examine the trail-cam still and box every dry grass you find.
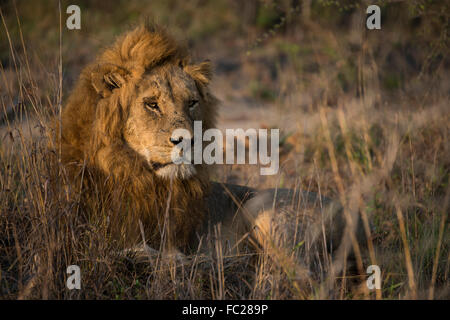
[0,0,448,299]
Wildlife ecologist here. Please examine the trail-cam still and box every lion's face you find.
[123,64,204,180]
[61,25,215,248]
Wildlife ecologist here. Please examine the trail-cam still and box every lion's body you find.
[59,23,357,260]
[59,24,215,250]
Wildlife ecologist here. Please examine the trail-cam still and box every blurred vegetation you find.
[0,0,448,299]
[0,0,447,101]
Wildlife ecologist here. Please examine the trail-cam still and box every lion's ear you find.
[91,64,129,97]
[184,61,212,86]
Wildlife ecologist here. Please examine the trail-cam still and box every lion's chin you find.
[155,163,196,180]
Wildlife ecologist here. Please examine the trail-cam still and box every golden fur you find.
[59,24,217,250]
[59,23,357,261]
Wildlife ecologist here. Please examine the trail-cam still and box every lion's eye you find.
[144,101,159,111]
[188,99,199,109]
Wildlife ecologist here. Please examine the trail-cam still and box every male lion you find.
[59,23,359,267]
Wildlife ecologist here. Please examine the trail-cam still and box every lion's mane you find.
[58,24,217,250]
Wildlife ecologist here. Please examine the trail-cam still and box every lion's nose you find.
[170,136,184,146]
[170,136,194,147]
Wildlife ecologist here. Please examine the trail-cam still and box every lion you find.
[58,23,362,271]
